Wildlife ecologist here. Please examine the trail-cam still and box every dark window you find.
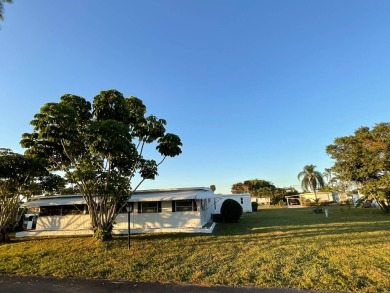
[62,204,88,215]
[173,199,197,212]
[138,201,162,213]
[40,206,62,216]
[40,205,88,216]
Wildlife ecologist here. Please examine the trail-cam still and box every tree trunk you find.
[92,225,113,242]
[310,181,318,200]
[0,229,10,243]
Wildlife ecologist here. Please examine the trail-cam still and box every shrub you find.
[251,201,259,212]
[221,199,243,223]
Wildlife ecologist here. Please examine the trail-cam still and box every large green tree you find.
[21,90,182,240]
[0,148,47,242]
[232,179,276,198]
[0,0,12,21]
[297,165,325,200]
[326,123,390,212]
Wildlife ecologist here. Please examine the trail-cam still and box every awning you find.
[22,197,86,208]
[129,192,216,202]
[22,191,217,207]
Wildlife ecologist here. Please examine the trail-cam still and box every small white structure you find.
[255,197,271,206]
[286,192,340,207]
[300,192,333,203]
[16,187,250,238]
[351,193,360,206]
[285,195,301,207]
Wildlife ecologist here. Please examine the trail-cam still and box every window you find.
[62,204,88,215]
[172,199,197,212]
[138,201,161,213]
[40,205,88,216]
[40,206,62,216]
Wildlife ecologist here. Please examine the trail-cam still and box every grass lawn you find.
[1,206,389,292]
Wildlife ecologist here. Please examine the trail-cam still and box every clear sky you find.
[1,1,390,194]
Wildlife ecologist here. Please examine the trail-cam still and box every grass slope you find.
[1,206,389,292]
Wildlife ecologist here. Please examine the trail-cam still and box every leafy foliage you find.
[297,165,325,200]
[0,0,12,21]
[326,123,390,212]
[220,199,243,223]
[231,179,298,205]
[231,179,275,196]
[0,148,47,242]
[21,90,182,240]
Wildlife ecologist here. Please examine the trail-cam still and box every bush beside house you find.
[221,199,243,223]
[251,201,259,212]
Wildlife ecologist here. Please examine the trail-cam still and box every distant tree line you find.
[231,179,298,205]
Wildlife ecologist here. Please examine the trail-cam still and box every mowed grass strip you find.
[1,207,389,292]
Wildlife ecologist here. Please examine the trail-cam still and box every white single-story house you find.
[286,192,340,207]
[254,197,271,206]
[300,192,342,204]
[16,187,251,238]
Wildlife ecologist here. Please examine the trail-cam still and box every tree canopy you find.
[0,0,12,21]
[232,179,276,197]
[297,165,325,200]
[326,123,390,212]
[21,90,182,240]
[0,148,47,242]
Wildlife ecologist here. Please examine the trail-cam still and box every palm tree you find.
[323,168,332,184]
[0,0,12,21]
[298,165,325,200]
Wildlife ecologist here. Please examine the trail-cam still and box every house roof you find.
[216,193,251,197]
[285,195,300,198]
[130,190,215,202]
[22,187,217,207]
[23,196,85,207]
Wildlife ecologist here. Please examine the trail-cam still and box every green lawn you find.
[1,206,389,292]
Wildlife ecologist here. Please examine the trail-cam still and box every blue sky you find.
[1,1,390,194]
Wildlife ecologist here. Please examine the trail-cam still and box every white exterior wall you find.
[300,192,333,202]
[214,194,252,213]
[36,215,91,231]
[200,198,216,224]
[256,197,271,206]
[34,200,204,232]
[116,212,202,230]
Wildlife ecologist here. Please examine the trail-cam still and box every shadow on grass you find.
[9,206,389,247]
[109,206,390,248]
